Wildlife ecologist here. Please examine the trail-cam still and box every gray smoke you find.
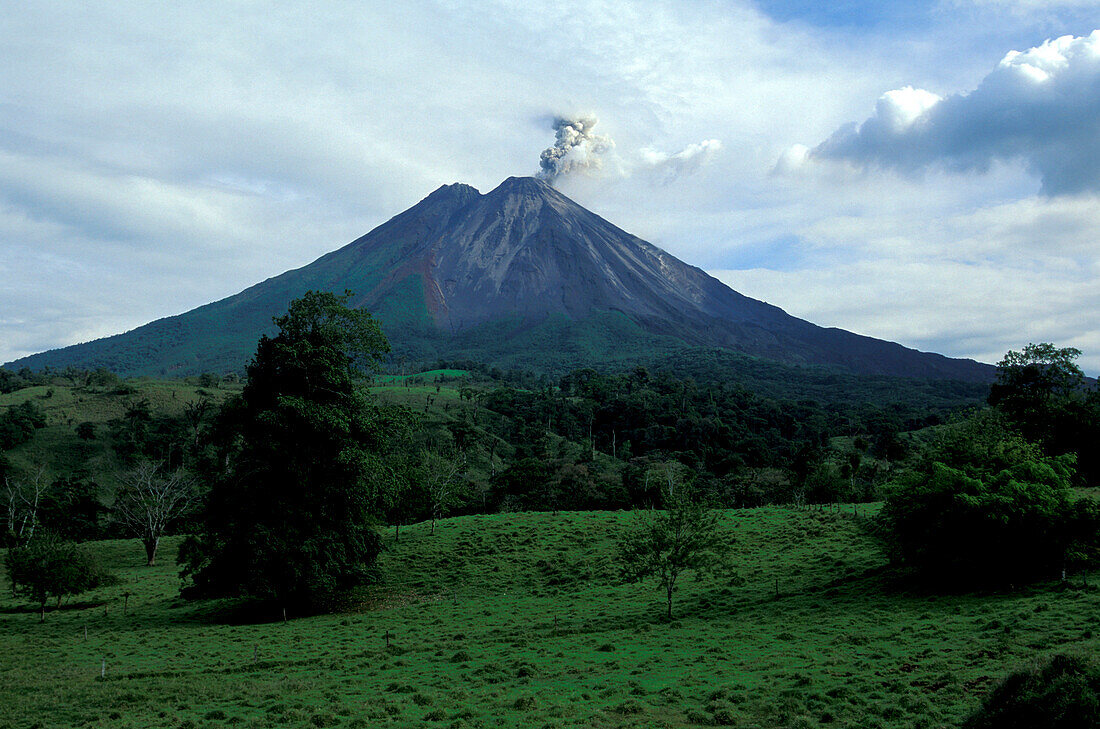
[537,116,615,183]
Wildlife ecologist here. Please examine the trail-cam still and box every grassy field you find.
[372,369,472,385]
[1,507,1096,729]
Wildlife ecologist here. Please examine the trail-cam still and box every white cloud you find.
[712,190,1100,371]
[803,31,1100,194]
[636,139,723,183]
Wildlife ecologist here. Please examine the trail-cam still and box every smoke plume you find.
[537,116,615,183]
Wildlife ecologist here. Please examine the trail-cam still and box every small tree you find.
[421,450,466,535]
[5,535,114,621]
[113,460,196,565]
[617,475,730,620]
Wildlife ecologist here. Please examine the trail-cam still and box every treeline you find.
[1,365,122,393]
[1,346,983,550]
[7,327,1100,562]
[459,365,947,513]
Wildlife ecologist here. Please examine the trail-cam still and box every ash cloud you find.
[536,116,615,183]
[536,115,721,185]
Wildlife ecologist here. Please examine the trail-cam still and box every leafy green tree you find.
[179,291,395,611]
[5,535,114,621]
[86,368,120,389]
[490,458,549,511]
[0,400,47,450]
[988,343,1086,446]
[990,343,1085,407]
[38,476,105,541]
[920,408,1042,478]
[617,474,730,620]
[108,398,153,464]
[880,410,1099,584]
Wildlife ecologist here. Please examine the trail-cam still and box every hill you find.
[7,177,993,382]
[1,508,1095,728]
[0,378,238,487]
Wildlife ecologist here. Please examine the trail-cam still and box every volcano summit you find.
[8,177,991,381]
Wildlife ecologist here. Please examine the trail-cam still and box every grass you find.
[1,506,1097,728]
[372,369,471,385]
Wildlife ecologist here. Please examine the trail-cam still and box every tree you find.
[38,476,105,541]
[0,400,47,450]
[991,343,1085,405]
[109,398,154,464]
[420,450,466,535]
[113,460,196,565]
[182,396,210,449]
[879,410,1099,584]
[988,343,1085,444]
[3,464,48,546]
[4,535,114,621]
[617,473,730,620]
[179,290,396,611]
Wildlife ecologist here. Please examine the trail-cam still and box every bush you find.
[0,400,47,449]
[964,653,1100,728]
[4,535,116,616]
[879,411,1099,585]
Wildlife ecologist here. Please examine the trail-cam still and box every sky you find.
[3,1,1100,371]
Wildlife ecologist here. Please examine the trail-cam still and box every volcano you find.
[8,176,992,381]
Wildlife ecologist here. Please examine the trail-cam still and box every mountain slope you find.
[7,177,992,381]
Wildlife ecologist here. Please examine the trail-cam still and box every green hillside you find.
[0,379,238,486]
[1,508,1095,729]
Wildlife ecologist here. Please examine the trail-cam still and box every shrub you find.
[964,653,1100,728]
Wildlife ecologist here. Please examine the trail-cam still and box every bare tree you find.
[113,461,197,565]
[4,464,49,544]
[182,396,210,449]
[422,451,466,535]
[644,461,692,504]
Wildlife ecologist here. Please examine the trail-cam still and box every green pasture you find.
[372,369,471,385]
[2,507,1096,728]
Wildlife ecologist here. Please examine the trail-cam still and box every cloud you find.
[637,139,723,183]
[802,31,1100,194]
[716,256,1100,369]
[2,0,1098,371]
[710,189,1100,371]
